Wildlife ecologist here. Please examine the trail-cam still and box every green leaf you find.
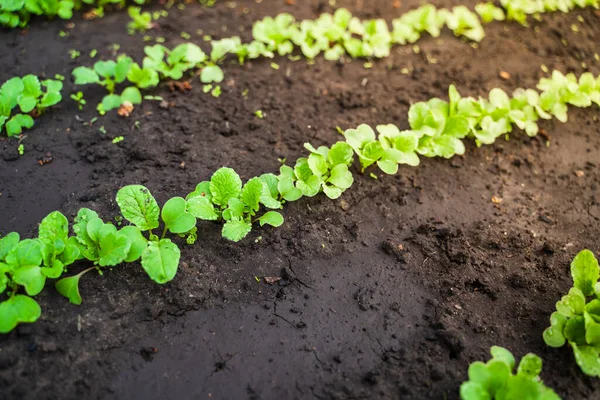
[241,177,263,212]
[200,65,224,83]
[259,173,280,200]
[94,60,117,78]
[72,66,100,85]
[296,175,322,197]
[98,231,131,267]
[101,94,123,111]
[486,360,512,393]
[73,208,99,248]
[308,153,328,177]
[327,142,354,166]
[42,259,64,279]
[0,77,24,108]
[187,181,213,201]
[585,312,600,345]
[490,346,515,370]
[222,220,253,242]
[543,326,566,348]
[0,295,41,334]
[42,79,63,93]
[1,0,25,12]
[0,232,20,261]
[572,343,600,377]
[127,63,160,89]
[258,211,284,227]
[116,185,160,231]
[141,239,180,284]
[556,287,586,317]
[18,75,41,112]
[323,184,343,199]
[121,87,142,105]
[571,249,599,296]
[516,353,542,378]
[222,198,245,220]
[55,274,83,305]
[115,56,133,83]
[210,167,243,207]
[161,197,197,234]
[344,124,376,150]
[187,196,219,220]
[5,113,34,136]
[459,381,491,400]
[59,237,81,265]
[38,211,68,244]
[564,315,587,345]
[13,265,46,296]
[328,164,353,190]
[39,91,62,108]
[278,177,302,202]
[119,226,147,262]
[5,239,42,270]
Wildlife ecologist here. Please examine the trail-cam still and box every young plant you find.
[0,211,81,333]
[70,91,87,110]
[460,346,559,399]
[127,6,153,34]
[475,2,506,23]
[275,142,355,201]
[0,75,63,136]
[0,0,75,28]
[142,43,206,80]
[185,167,284,242]
[445,6,485,42]
[72,56,142,112]
[543,250,600,377]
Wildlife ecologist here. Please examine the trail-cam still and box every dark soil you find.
[1,1,600,399]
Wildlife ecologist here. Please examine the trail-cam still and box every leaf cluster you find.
[0,0,152,27]
[0,75,62,136]
[460,346,559,400]
[340,71,600,176]
[72,55,142,112]
[0,211,81,332]
[500,0,599,26]
[543,250,600,376]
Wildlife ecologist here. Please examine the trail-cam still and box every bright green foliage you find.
[0,75,62,136]
[337,72,600,176]
[0,295,42,334]
[127,6,152,34]
[200,65,224,84]
[272,142,355,202]
[0,211,81,332]
[186,168,285,242]
[500,0,599,26]
[72,56,137,111]
[142,43,206,80]
[141,239,180,284]
[445,6,485,42]
[537,71,600,123]
[543,250,600,377]
[127,62,159,89]
[475,3,506,23]
[0,0,75,28]
[460,346,559,400]
[162,197,196,234]
[116,185,160,231]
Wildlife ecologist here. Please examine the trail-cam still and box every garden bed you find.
[1,0,600,398]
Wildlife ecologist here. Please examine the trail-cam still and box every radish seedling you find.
[0,75,62,136]
[543,250,600,377]
[460,346,559,399]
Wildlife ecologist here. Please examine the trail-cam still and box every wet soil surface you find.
[1,1,600,399]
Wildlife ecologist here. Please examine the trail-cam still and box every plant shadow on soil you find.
[1,1,600,399]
